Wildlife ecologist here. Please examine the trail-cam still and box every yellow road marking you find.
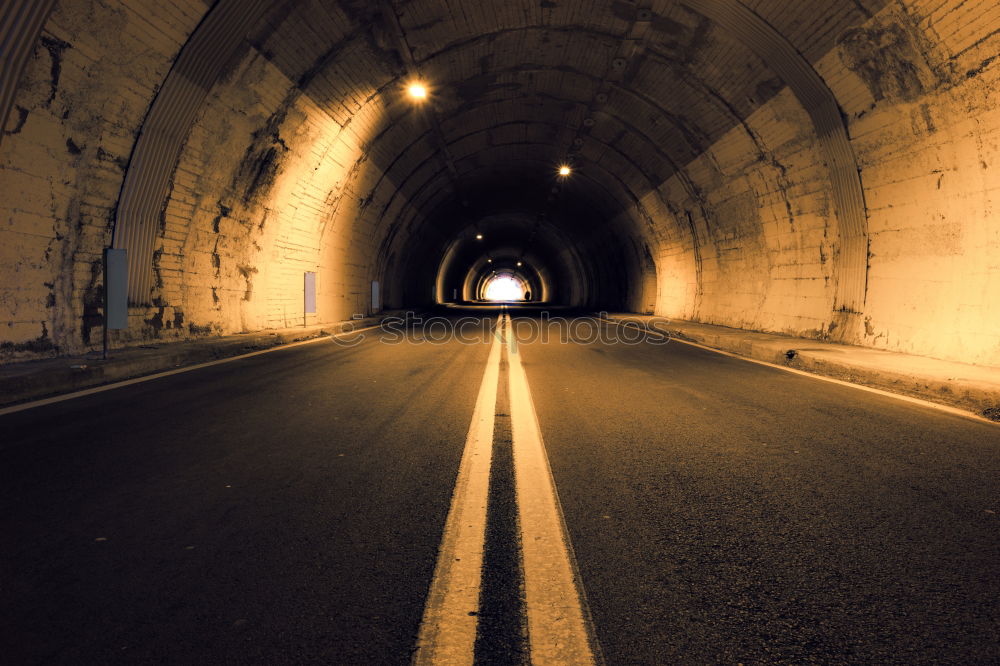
[505,314,599,665]
[413,315,504,665]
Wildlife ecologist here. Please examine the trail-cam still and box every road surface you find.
[2,307,997,664]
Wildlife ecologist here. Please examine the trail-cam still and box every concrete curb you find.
[0,313,402,409]
[599,314,1000,421]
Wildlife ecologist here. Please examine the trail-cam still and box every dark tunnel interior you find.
[2,2,1000,664]
[1,0,998,367]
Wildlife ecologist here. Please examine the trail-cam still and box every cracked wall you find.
[141,41,410,341]
[653,87,838,339]
[0,0,421,357]
[0,0,205,359]
[651,0,1000,365]
[1,0,999,368]
[822,0,1000,364]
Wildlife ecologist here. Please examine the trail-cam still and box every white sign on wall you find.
[304,272,316,314]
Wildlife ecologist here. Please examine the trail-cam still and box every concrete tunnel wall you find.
[1,0,998,366]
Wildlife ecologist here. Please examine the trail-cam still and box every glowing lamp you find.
[408,82,428,100]
[558,165,571,176]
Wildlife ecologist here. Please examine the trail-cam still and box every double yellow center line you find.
[413,312,599,665]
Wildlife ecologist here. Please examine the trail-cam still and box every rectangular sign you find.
[371,280,380,312]
[304,272,317,314]
[104,248,129,330]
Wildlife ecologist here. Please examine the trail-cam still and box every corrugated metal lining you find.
[109,0,868,311]
[112,0,271,305]
[0,0,59,150]
[685,0,870,313]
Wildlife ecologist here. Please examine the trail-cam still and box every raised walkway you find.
[2,310,998,422]
[0,313,397,409]
[601,313,1000,423]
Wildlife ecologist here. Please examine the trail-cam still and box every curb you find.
[599,314,1000,421]
[0,313,399,409]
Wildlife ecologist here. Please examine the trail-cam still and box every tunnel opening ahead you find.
[482,273,528,302]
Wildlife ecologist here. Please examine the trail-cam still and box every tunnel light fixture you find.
[517,261,523,267]
[476,233,483,240]
[407,81,428,100]
[487,258,493,263]
[558,165,571,177]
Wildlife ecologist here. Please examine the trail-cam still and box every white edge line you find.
[0,324,384,417]
[603,318,998,426]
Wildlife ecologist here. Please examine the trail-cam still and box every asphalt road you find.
[0,318,492,664]
[1,309,998,664]
[512,312,1000,664]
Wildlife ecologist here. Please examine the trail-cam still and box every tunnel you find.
[1,1,999,663]
[1,0,998,363]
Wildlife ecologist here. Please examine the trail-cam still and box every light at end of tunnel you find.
[484,275,525,301]
[476,233,483,240]
[407,82,428,100]
[558,165,571,176]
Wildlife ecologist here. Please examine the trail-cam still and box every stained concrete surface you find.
[4,1,1000,367]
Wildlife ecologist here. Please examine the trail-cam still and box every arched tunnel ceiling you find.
[11,0,1000,366]
[366,0,882,310]
[80,0,887,309]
